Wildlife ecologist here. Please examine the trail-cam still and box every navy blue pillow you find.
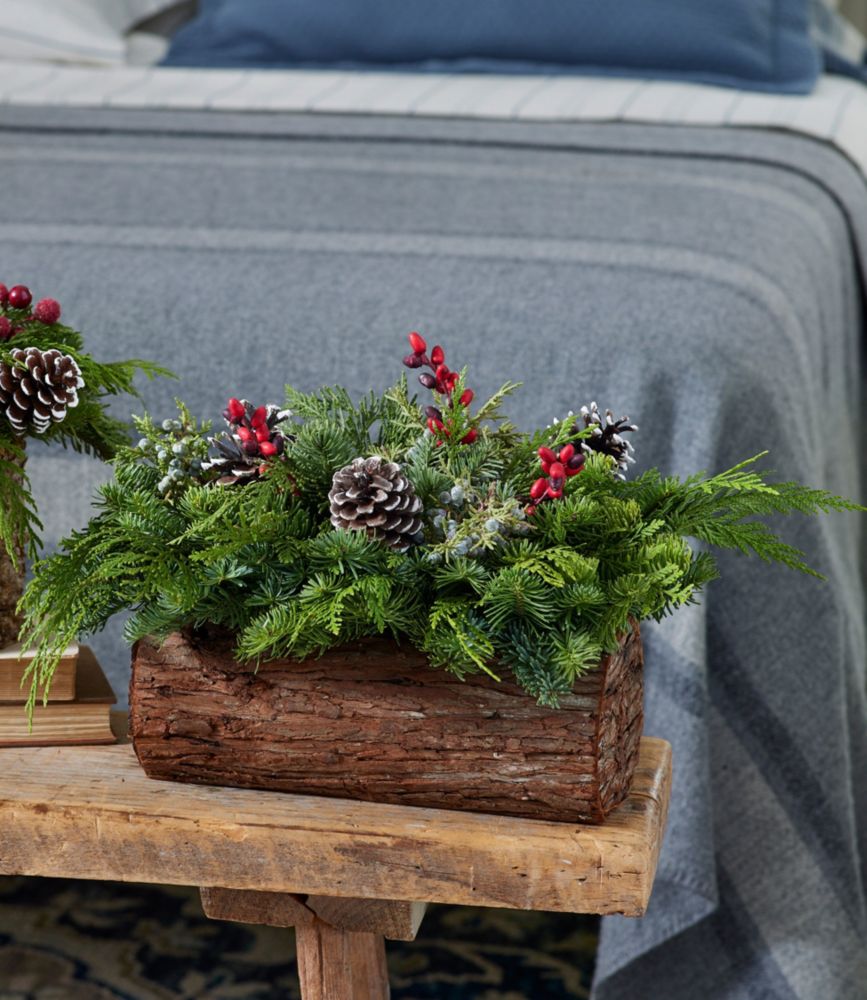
[164,0,821,94]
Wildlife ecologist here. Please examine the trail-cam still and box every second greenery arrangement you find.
[19,332,863,712]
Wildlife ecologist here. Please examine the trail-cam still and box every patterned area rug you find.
[0,877,597,999]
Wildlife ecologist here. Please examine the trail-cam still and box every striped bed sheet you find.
[1,62,866,175]
[1,66,866,1000]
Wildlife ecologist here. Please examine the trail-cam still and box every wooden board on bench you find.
[0,735,671,999]
[0,737,670,915]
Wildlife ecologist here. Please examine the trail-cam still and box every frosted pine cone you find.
[329,456,423,552]
[574,402,637,479]
[0,347,84,435]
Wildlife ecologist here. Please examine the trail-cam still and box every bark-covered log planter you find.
[129,622,643,824]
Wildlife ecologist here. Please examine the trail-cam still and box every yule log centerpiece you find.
[0,281,166,662]
[20,334,863,823]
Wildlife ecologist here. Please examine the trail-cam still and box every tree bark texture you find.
[0,443,26,649]
[130,623,643,824]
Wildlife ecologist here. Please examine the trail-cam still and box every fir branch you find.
[305,529,388,577]
[404,431,452,506]
[479,567,558,631]
[17,351,864,715]
[433,556,490,595]
[494,624,571,706]
[285,419,358,500]
[551,627,604,684]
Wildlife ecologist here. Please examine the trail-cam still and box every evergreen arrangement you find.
[19,332,863,715]
[0,281,168,592]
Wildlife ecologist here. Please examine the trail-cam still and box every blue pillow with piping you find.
[164,0,822,94]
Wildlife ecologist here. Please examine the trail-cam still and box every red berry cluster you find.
[223,397,286,461]
[0,283,62,342]
[526,444,585,515]
[402,332,477,445]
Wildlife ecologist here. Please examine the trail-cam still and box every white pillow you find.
[0,0,180,66]
[86,0,186,34]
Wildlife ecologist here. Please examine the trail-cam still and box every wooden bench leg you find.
[295,918,389,1000]
[199,888,427,999]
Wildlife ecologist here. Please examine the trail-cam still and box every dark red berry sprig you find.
[402,332,477,445]
[0,283,62,342]
[209,398,300,490]
[222,397,287,465]
[526,443,585,515]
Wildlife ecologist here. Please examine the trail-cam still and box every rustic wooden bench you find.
[0,737,671,999]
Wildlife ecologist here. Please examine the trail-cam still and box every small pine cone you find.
[204,434,263,486]
[205,401,290,486]
[329,456,423,553]
[0,347,84,436]
[574,402,638,479]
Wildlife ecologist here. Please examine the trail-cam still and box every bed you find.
[2,19,866,1000]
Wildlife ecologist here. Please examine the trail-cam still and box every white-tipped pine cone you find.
[0,347,84,435]
[575,402,638,479]
[205,401,290,486]
[329,456,423,552]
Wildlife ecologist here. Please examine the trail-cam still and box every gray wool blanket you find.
[1,107,865,1000]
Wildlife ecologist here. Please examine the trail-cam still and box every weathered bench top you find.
[0,736,670,917]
